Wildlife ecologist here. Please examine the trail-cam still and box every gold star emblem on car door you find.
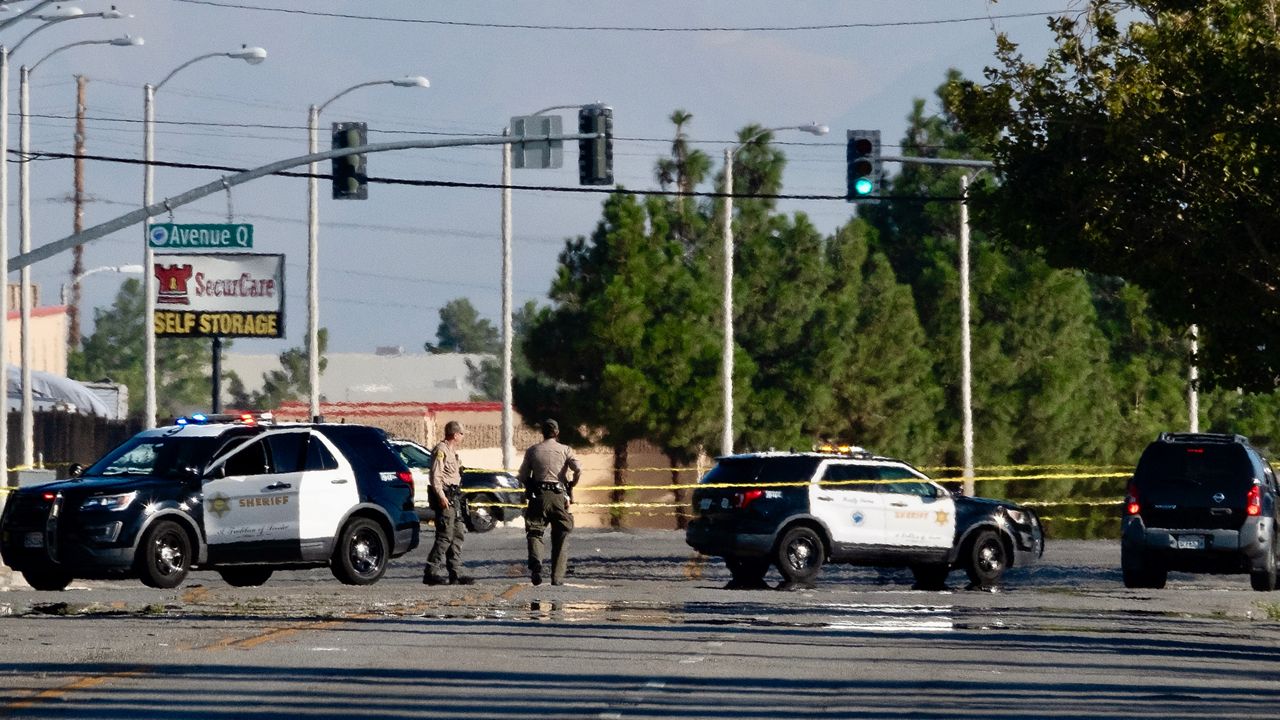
[207,492,232,519]
[934,510,950,525]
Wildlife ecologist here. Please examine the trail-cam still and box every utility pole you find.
[68,75,86,348]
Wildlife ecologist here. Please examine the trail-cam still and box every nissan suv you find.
[685,446,1044,589]
[0,414,419,591]
[1121,432,1278,591]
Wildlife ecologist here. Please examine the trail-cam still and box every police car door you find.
[811,461,887,548]
[203,432,304,563]
[296,431,358,562]
[878,464,955,548]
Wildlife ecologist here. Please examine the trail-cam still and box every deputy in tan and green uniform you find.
[518,419,582,586]
[423,421,474,586]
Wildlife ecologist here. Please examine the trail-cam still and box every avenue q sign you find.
[153,253,284,338]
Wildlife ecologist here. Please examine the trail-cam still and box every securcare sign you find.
[153,253,284,338]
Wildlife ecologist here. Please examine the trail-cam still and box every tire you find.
[725,557,770,586]
[218,567,274,587]
[1250,535,1278,592]
[136,520,192,589]
[964,529,1009,589]
[21,566,73,591]
[466,493,499,533]
[1121,548,1167,589]
[331,517,389,585]
[774,526,825,584]
[911,563,951,591]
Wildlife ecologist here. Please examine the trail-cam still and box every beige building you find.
[274,400,707,530]
[5,284,68,375]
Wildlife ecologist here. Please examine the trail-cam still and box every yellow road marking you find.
[4,668,148,711]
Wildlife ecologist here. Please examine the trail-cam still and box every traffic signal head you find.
[331,121,368,200]
[846,129,881,203]
[578,104,613,186]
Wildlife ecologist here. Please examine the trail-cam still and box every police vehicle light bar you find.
[176,412,274,426]
[813,442,871,457]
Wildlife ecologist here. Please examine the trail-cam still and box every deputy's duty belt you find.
[538,482,562,492]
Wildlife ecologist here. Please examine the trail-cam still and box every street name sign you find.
[148,223,253,249]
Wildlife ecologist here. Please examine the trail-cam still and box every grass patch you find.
[1257,602,1280,621]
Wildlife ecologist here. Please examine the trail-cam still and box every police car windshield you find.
[87,435,232,479]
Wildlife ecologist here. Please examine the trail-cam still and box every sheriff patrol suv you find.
[0,414,419,591]
[685,447,1044,589]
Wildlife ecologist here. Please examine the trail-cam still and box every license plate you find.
[1176,535,1205,550]
[23,532,44,548]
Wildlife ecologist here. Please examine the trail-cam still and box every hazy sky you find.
[9,0,1072,354]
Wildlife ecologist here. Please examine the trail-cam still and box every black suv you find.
[0,415,419,591]
[685,448,1044,589]
[1122,432,1278,591]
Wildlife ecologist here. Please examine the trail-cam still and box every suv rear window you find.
[315,426,405,473]
[1135,443,1255,491]
[701,457,821,487]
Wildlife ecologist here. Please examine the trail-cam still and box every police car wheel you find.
[218,567,274,587]
[21,566,73,591]
[331,517,388,585]
[725,557,770,585]
[911,564,950,591]
[963,529,1007,589]
[467,494,499,533]
[137,520,192,589]
[775,526,825,583]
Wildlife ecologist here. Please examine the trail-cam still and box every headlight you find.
[1004,507,1028,525]
[80,491,137,512]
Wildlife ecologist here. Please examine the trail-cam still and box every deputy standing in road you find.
[519,419,582,586]
[423,421,474,586]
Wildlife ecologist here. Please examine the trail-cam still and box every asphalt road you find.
[2,530,1280,719]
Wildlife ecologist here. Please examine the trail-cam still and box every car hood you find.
[955,494,1025,513]
[28,475,182,496]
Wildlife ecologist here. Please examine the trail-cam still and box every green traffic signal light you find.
[846,129,881,203]
[854,177,874,196]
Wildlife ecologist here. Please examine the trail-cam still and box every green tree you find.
[68,278,214,419]
[466,301,538,401]
[949,0,1280,391]
[226,328,329,410]
[425,298,498,354]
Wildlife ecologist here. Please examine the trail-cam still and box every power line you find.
[170,0,1066,32]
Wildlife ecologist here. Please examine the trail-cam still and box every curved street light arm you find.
[153,51,225,91]
[317,80,393,115]
[29,37,105,72]
[0,0,57,32]
[8,7,121,56]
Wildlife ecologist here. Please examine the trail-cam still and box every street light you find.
[142,45,268,429]
[305,76,430,421]
[720,123,827,456]
[60,264,143,304]
[14,23,139,473]
[0,0,124,492]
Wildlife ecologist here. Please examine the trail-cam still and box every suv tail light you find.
[1247,485,1262,517]
[1124,482,1140,516]
[735,489,764,509]
[398,470,415,498]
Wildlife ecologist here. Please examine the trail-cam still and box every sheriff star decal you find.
[934,510,950,525]
[207,492,232,519]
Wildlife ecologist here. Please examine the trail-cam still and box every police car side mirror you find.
[68,463,84,478]
[204,465,226,481]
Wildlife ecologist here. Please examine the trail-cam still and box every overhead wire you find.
[170,0,1068,32]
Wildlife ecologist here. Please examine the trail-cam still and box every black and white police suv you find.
[0,413,419,591]
[685,446,1045,589]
